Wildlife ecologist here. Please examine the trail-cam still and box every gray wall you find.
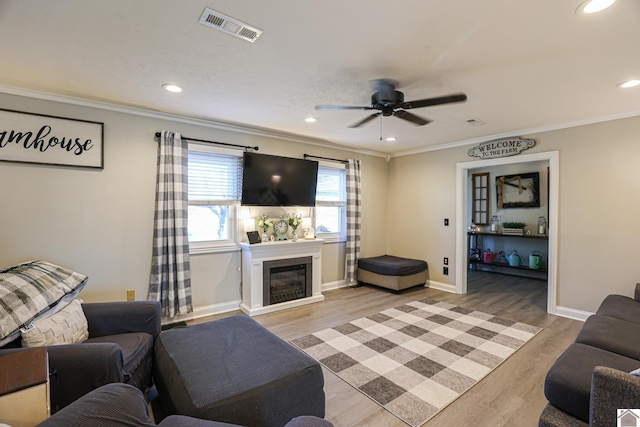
[387,115,640,313]
[0,92,388,315]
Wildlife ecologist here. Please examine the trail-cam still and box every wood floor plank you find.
[188,271,583,427]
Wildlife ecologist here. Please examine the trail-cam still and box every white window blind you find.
[316,166,346,204]
[188,150,242,202]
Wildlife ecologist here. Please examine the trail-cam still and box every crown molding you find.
[391,109,640,158]
[0,84,389,160]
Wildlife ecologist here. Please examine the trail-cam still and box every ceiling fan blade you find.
[349,112,381,128]
[315,105,375,111]
[400,93,467,109]
[394,110,431,126]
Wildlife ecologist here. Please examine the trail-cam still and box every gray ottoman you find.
[153,315,325,427]
[357,255,428,292]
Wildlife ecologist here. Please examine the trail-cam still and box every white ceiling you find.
[0,0,638,155]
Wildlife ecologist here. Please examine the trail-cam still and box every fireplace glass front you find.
[263,256,312,306]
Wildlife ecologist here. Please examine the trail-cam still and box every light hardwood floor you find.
[189,272,583,427]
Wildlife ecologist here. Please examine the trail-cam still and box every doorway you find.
[455,151,559,314]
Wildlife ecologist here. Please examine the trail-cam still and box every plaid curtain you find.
[148,131,192,318]
[345,159,362,285]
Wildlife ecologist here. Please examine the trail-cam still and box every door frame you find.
[455,151,559,314]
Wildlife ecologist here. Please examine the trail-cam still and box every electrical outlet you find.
[444,257,449,265]
[126,290,135,301]
[443,266,449,275]
[444,218,449,226]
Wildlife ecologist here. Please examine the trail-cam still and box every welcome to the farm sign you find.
[0,108,103,169]
[468,137,535,159]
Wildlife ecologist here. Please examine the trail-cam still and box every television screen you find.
[241,152,318,206]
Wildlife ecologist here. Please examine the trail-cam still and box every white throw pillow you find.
[21,298,89,347]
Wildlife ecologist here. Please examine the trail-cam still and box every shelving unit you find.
[468,231,548,279]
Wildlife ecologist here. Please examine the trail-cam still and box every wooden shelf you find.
[468,231,548,240]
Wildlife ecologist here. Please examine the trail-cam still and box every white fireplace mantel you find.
[239,239,324,316]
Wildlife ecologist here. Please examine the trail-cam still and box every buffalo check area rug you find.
[291,298,542,427]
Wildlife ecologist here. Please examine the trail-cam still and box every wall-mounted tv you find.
[241,152,318,206]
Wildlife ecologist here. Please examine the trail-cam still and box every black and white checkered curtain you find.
[345,159,361,285]
[148,131,192,318]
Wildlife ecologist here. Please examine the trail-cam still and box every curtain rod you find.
[303,154,348,164]
[154,132,259,151]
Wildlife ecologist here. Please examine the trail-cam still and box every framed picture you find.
[246,231,261,244]
[496,172,540,209]
[0,108,104,169]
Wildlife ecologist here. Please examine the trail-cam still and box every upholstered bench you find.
[357,255,428,292]
[153,315,326,427]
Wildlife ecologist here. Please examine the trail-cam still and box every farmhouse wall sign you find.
[468,137,535,159]
[0,108,104,169]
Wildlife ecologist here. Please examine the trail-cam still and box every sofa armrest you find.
[82,301,161,339]
[635,283,640,302]
[47,342,124,412]
[590,366,640,427]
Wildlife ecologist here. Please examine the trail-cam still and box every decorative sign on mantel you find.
[0,108,104,169]
[468,137,535,159]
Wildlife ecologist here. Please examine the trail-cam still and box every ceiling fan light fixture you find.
[617,79,640,88]
[162,84,183,93]
[577,0,615,14]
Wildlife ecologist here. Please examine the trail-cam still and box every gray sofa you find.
[0,300,161,412]
[540,284,640,426]
[36,383,334,427]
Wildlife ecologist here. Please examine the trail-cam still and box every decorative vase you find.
[262,231,268,243]
[291,227,298,242]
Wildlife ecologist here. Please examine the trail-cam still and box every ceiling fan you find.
[315,79,467,128]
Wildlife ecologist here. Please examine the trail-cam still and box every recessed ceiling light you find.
[577,0,615,14]
[304,117,317,123]
[386,137,397,142]
[618,79,640,88]
[162,84,183,93]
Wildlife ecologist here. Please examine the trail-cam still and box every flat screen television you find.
[241,152,318,206]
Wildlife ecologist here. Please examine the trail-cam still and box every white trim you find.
[240,295,325,317]
[189,244,240,255]
[555,306,592,322]
[455,151,559,315]
[426,280,457,293]
[160,299,241,325]
[392,110,640,158]
[322,279,348,291]
[0,84,388,159]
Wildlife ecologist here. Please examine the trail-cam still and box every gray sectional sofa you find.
[540,284,640,426]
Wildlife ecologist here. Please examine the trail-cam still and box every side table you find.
[0,347,50,426]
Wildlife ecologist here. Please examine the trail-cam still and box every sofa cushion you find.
[595,294,640,325]
[575,315,640,360]
[0,260,88,346]
[544,343,640,423]
[21,298,89,347]
[35,382,155,427]
[358,255,428,276]
[86,332,153,382]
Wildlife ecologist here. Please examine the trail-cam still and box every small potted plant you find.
[287,213,302,242]
[502,221,526,235]
[257,215,273,242]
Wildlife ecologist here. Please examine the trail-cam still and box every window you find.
[315,165,346,241]
[471,172,490,225]
[187,145,242,252]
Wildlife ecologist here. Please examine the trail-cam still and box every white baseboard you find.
[426,280,458,293]
[554,306,593,322]
[322,280,348,292]
[161,299,241,325]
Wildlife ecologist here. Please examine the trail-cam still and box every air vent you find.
[466,118,487,126]
[198,8,263,43]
